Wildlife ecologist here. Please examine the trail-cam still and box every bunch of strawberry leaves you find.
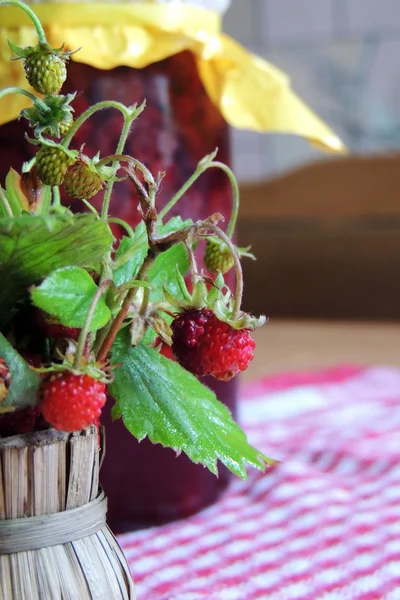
[0,0,276,478]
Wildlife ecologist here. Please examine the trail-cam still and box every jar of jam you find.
[0,0,237,532]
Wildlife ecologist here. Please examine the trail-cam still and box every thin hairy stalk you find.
[97,154,155,186]
[208,161,239,239]
[0,87,49,112]
[158,150,218,220]
[61,101,130,148]
[202,223,243,320]
[101,103,145,220]
[159,157,239,239]
[139,285,151,317]
[0,0,46,42]
[51,185,61,209]
[108,218,135,239]
[80,198,99,216]
[73,280,113,369]
[184,241,200,289]
[96,253,155,362]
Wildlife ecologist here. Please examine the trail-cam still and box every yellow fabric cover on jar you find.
[0,1,345,152]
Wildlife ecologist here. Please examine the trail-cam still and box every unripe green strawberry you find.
[20,93,75,138]
[204,238,234,275]
[35,146,75,186]
[57,115,73,137]
[24,45,68,96]
[63,160,104,200]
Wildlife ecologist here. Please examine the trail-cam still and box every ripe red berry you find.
[171,308,255,381]
[39,372,106,432]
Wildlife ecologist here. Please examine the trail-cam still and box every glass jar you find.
[0,0,237,532]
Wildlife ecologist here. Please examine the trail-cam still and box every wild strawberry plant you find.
[0,0,274,478]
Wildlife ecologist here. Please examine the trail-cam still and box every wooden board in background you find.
[238,154,400,320]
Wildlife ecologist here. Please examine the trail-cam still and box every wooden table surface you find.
[242,320,400,382]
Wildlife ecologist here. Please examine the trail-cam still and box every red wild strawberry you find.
[39,372,106,432]
[171,308,255,381]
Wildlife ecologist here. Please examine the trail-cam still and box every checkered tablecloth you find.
[118,366,400,600]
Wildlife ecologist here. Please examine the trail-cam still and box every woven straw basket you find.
[0,426,136,599]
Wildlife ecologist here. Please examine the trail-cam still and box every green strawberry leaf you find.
[159,216,193,236]
[113,223,147,286]
[113,217,192,287]
[148,244,189,303]
[0,334,40,408]
[31,266,111,330]
[109,331,272,478]
[0,213,113,328]
[148,216,192,303]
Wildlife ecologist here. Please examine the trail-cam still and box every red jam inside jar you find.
[0,50,237,532]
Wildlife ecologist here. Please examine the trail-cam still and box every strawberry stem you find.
[0,87,49,113]
[108,218,135,239]
[73,280,113,370]
[51,185,61,209]
[61,101,133,148]
[157,153,240,241]
[203,222,243,320]
[96,254,155,362]
[97,153,155,187]
[184,241,201,290]
[98,150,154,219]
[139,284,151,317]
[207,161,239,239]
[0,0,46,43]
[158,149,218,220]
[100,103,146,220]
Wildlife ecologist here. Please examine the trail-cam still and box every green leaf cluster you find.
[110,331,273,479]
[0,213,113,328]
[0,334,40,408]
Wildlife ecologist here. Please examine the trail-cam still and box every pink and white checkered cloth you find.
[118,366,400,600]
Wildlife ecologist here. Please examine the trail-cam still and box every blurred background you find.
[222,0,400,320]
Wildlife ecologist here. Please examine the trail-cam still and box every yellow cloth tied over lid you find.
[0,1,345,152]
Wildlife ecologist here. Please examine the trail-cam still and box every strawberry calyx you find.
[33,356,112,386]
[69,152,114,181]
[163,268,266,331]
[21,93,76,138]
[8,40,74,62]
[62,152,118,200]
